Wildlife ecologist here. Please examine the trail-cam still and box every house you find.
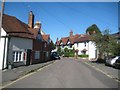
[55,30,97,60]
[111,31,120,43]
[0,14,34,69]
[0,11,52,70]
[27,11,52,64]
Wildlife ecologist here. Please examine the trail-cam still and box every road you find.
[3,58,119,88]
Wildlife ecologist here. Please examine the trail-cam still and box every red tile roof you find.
[42,34,50,42]
[56,33,91,45]
[2,14,35,39]
[8,32,35,39]
[28,28,39,37]
[61,37,69,45]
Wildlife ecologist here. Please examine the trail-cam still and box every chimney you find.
[34,20,41,29]
[70,30,73,37]
[28,11,34,28]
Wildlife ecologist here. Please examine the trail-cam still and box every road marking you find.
[1,61,57,88]
[83,62,120,83]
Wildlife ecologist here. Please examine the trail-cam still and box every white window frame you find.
[13,51,23,62]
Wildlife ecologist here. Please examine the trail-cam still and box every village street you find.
[2,58,119,88]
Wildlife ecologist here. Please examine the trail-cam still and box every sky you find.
[3,2,119,43]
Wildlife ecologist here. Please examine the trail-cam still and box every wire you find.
[57,3,118,30]
[37,5,71,31]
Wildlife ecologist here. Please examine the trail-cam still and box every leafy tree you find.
[50,40,56,50]
[92,29,118,62]
[111,40,120,56]
[64,47,69,52]
[86,24,101,35]
[57,46,62,55]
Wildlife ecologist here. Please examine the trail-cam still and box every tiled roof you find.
[56,34,91,45]
[8,32,35,39]
[61,37,69,45]
[112,32,120,39]
[28,28,39,37]
[42,34,50,42]
[2,14,35,39]
[74,34,91,43]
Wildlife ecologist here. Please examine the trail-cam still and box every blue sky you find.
[4,2,118,43]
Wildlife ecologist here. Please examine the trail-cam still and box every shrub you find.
[64,52,74,57]
[78,54,89,58]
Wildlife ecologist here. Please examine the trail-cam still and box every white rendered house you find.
[56,31,97,60]
[0,14,34,70]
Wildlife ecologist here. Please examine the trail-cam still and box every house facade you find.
[55,31,97,60]
[0,11,52,70]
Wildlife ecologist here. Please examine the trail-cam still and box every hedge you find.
[64,52,74,57]
[78,54,89,58]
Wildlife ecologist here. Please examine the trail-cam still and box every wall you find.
[88,41,96,60]
[8,37,33,64]
[0,28,8,69]
[74,41,96,60]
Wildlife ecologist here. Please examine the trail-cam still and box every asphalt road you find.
[3,58,119,88]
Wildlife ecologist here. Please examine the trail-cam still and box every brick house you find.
[55,30,97,60]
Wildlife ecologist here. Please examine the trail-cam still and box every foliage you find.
[57,46,62,55]
[78,54,89,58]
[50,40,56,50]
[86,24,101,35]
[92,29,118,60]
[111,42,120,56]
[63,47,75,57]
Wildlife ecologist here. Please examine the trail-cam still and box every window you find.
[35,51,40,59]
[44,43,47,48]
[46,52,49,58]
[84,42,86,47]
[70,44,72,48]
[62,45,64,48]
[13,51,22,62]
[77,43,79,47]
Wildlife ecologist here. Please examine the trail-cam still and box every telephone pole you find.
[0,0,5,39]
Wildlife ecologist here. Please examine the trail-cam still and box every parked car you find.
[114,57,120,69]
[105,56,120,67]
[50,52,60,60]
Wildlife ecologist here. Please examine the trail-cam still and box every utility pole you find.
[0,0,5,39]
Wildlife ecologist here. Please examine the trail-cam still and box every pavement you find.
[2,60,55,86]
[76,58,120,83]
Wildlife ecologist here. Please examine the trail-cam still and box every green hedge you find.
[64,52,74,57]
[78,54,89,58]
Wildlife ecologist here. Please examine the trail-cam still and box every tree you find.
[57,46,62,55]
[86,24,101,35]
[92,29,118,62]
[50,40,56,50]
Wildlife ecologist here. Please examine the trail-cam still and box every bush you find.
[64,52,74,57]
[78,54,89,58]
[69,53,74,57]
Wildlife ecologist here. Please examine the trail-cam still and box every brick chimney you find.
[28,11,34,28]
[70,30,73,37]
